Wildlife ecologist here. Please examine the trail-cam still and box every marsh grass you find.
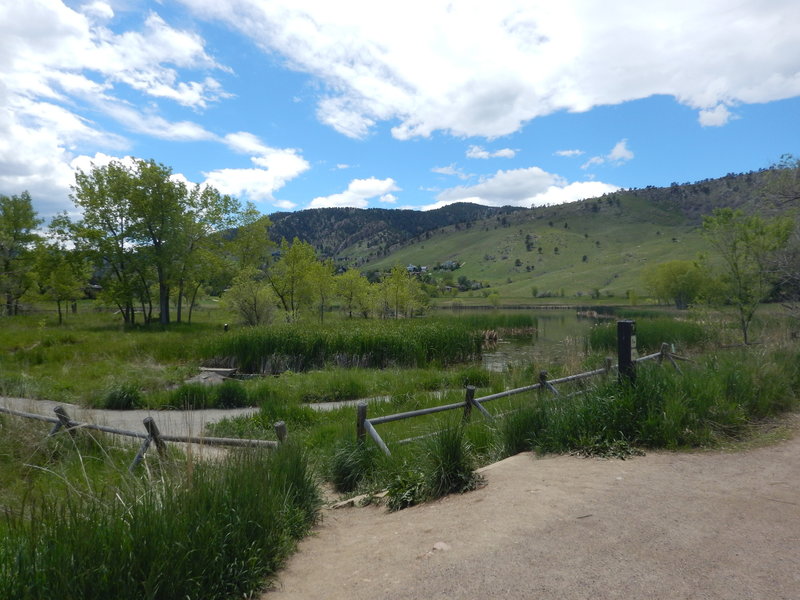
[0,434,320,600]
[203,319,483,373]
[589,317,709,352]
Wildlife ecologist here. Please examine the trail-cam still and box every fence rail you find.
[358,334,684,456]
[0,405,284,471]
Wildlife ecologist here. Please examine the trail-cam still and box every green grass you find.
[588,317,710,352]
[203,319,483,374]
[0,432,319,600]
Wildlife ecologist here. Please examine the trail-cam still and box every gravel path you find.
[266,418,800,600]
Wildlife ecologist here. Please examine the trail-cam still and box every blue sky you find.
[2,0,800,219]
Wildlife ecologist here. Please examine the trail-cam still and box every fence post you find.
[274,421,288,443]
[356,401,367,443]
[604,356,613,374]
[539,371,559,396]
[617,319,636,384]
[143,417,166,457]
[463,386,475,421]
[50,406,76,438]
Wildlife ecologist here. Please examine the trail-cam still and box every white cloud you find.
[581,139,634,170]
[204,134,310,204]
[0,0,231,214]
[466,145,516,159]
[379,193,397,204]
[698,103,735,127]
[178,0,800,138]
[555,149,584,157]
[335,163,351,170]
[431,164,470,179]
[309,177,400,209]
[422,166,618,210]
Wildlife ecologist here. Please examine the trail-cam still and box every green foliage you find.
[0,444,320,600]
[205,320,482,373]
[222,268,275,326]
[215,379,249,408]
[642,259,705,309]
[99,382,142,410]
[0,191,42,315]
[702,207,793,343]
[589,318,708,352]
[424,422,481,498]
[329,439,380,493]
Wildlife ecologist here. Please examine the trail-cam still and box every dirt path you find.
[266,422,800,600]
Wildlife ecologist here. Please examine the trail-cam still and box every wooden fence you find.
[357,321,689,455]
[0,405,286,472]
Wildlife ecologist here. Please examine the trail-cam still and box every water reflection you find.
[475,310,601,371]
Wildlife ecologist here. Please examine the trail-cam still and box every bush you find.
[215,379,249,408]
[170,383,214,409]
[329,439,379,493]
[99,382,141,410]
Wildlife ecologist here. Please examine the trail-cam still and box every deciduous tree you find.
[0,192,42,315]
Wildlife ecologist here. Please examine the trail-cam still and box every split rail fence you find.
[0,405,287,472]
[357,320,690,455]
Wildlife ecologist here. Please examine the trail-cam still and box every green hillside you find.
[357,193,704,300]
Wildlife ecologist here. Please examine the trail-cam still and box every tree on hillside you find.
[0,192,42,315]
[702,208,792,343]
[642,260,704,309]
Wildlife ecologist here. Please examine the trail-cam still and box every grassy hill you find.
[265,168,787,302]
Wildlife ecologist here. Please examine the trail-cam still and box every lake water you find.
[451,309,604,371]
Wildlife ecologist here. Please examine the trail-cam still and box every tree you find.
[309,259,336,323]
[33,242,90,324]
[702,208,792,343]
[222,267,275,326]
[0,192,42,315]
[264,238,317,321]
[70,159,241,325]
[643,260,704,309]
[379,265,425,318]
[336,269,371,318]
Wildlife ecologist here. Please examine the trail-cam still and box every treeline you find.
[0,158,428,326]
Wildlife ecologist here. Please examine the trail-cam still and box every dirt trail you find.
[266,422,800,600]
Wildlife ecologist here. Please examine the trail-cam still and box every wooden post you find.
[143,417,166,456]
[274,421,288,443]
[617,320,636,384]
[539,371,559,396]
[356,401,367,443]
[129,438,152,472]
[604,356,613,374]
[463,385,475,421]
[51,406,76,438]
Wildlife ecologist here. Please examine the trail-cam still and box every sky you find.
[2,0,800,220]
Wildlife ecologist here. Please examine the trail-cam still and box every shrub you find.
[170,383,214,409]
[329,439,379,493]
[99,382,141,410]
[215,379,249,408]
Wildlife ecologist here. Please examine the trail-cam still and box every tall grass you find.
[204,320,483,373]
[589,317,708,352]
[0,443,320,600]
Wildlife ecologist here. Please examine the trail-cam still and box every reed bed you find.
[204,320,483,373]
[588,317,709,352]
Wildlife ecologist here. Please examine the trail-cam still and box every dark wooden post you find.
[274,421,288,443]
[617,320,636,384]
[51,406,76,437]
[463,385,476,421]
[604,356,613,374]
[356,401,367,443]
[143,417,166,456]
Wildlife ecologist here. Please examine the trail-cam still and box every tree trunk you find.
[56,300,63,325]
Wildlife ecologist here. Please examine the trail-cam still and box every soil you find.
[265,418,800,600]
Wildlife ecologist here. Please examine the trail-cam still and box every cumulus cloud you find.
[581,139,634,170]
[178,0,800,139]
[0,0,229,214]
[421,166,618,210]
[466,145,516,159]
[309,177,400,209]
[204,132,310,204]
[698,103,736,127]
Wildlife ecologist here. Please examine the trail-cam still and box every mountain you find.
[266,168,790,299]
